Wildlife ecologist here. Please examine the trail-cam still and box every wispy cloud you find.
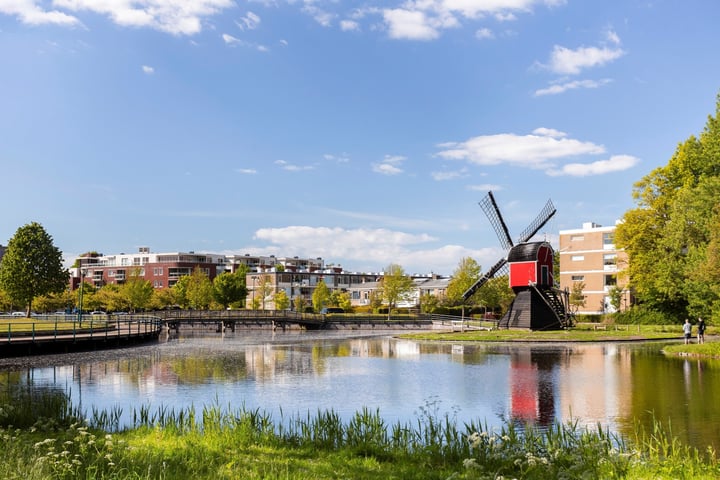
[141,65,154,74]
[235,168,257,175]
[0,1,80,26]
[534,78,612,96]
[547,154,640,176]
[372,154,406,175]
[275,160,314,172]
[236,11,261,30]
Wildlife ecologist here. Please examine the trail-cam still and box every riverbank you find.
[1,402,719,479]
[400,323,685,343]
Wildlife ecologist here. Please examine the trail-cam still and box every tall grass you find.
[0,394,718,479]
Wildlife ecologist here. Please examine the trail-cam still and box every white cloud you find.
[546,154,640,176]
[222,33,241,45]
[534,78,612,96]
[0,0,80,26]
[383,8,439,40]
[236,11,261,30]
[436,129,605,170]
[545,44,625,75]
[467,183,503,192]
[275,159,314,171]
[340,19,359,31]
[235,168,257,174]
[141,65,154,74]
[303,4,334,27]
[431,168,468,181]
[372,154,406,175]
[248,225,496,274]
[52,0,234,35]
[475,27,494,39]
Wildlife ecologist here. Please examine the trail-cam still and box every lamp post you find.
[77,268,86,322]
[251,275,258,310]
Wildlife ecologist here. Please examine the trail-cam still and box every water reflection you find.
[0,332,718,452]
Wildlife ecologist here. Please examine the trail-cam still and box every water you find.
[0,330,718,452]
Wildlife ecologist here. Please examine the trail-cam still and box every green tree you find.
[213,271,247,309]
[569,281,586,314]
[185,267,214,310]
[616,94,720,321]
[445,257,481,306]
[123,269,154,312]
[151,288,177,310]
[256,275,274,310]
[378,264,415,319]
[312,281,331,313]
[94,284,128,312]
[0,222,68,316]
[274,289,290,311]
[476,275,514,316]
[172,276,190,308]
[293,295,307,313]
[419,293,440,313]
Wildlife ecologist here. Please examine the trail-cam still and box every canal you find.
[0,330,717,452]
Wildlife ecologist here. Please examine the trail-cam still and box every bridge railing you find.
[0,314,163,344]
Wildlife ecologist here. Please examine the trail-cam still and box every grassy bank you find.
[0,395,718,479]
[401,323,684,342]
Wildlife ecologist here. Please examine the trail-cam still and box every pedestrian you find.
[683,318,692,344]
[697,317,706,344]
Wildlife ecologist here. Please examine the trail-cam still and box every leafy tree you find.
[569,282,586,313]
[293,295,307,313]
[274,289,290,311]
[123,269,154,312]
[185,267,214,309]
[256,275,274,310]
[0,288,12,311]
[76,281,100,312]
[477,275,514,316]
[369,290,383,314]
[0,222,68,317]
[616,94,720,321]
[419,293,440,313]
[445,257,481,306]
[378,264,415,319]
[172,276,190,308]
[151,288,177,310]
[213,271,247,309]
[312,280,331,313]
[94,284,128,312]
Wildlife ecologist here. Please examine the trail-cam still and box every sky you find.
[1,0,719,277]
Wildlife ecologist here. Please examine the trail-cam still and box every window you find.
[153,267,163,276]
[604,274,617,287]
[603,232,615,246]
[571,255,585,261]
[571,275,585,281]
[603,254,617,267]
[570,235,584,241]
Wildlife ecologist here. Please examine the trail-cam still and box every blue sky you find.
[1,0,719,276]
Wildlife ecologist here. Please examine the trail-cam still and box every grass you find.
[663,340,720,358]
[400,323,684,342]
[0,318,113,337]
[0,390,718,480]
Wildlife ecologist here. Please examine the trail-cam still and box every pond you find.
[0,329,717,452]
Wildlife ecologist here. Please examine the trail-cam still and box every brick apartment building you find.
[558,222,631,315]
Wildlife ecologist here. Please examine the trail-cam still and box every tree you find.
[257,275,274,310]
[0,222,68,317]
[185,267,214,309]
[213,271,247,309]
[293,295,307,313]
[312,280,331,313]
[569,282,586,313]
[616,94,720,320]
[445,257,481,306]
[274,290,290,311]
[123,269,154,312]
[477,275,514,316]
[378,264,415,319]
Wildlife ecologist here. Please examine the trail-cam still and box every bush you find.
[614,307,677,325]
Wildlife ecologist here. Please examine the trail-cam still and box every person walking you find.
[697,317,706,344]
[683,318,693,344]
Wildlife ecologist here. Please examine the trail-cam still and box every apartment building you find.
[71,247,229,290]
[558,222,631,315]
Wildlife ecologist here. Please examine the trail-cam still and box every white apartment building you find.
[558,222,631,315]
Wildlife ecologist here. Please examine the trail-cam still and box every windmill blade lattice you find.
[479,191,513,251]
[462,257,509,300]
[516,198,556,244]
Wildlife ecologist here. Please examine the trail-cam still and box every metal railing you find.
[0,314,164,344]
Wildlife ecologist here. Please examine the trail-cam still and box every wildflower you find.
[463,458,479,469]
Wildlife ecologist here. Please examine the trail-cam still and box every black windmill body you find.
[462,192,574,330]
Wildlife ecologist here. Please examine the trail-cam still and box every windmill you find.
[463,192,573,330]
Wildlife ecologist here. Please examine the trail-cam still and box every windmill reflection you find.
[510,349,560,427]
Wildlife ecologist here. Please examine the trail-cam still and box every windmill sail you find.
[479,191,514,250]
[462,257,508,300]
[516,199,556,244]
